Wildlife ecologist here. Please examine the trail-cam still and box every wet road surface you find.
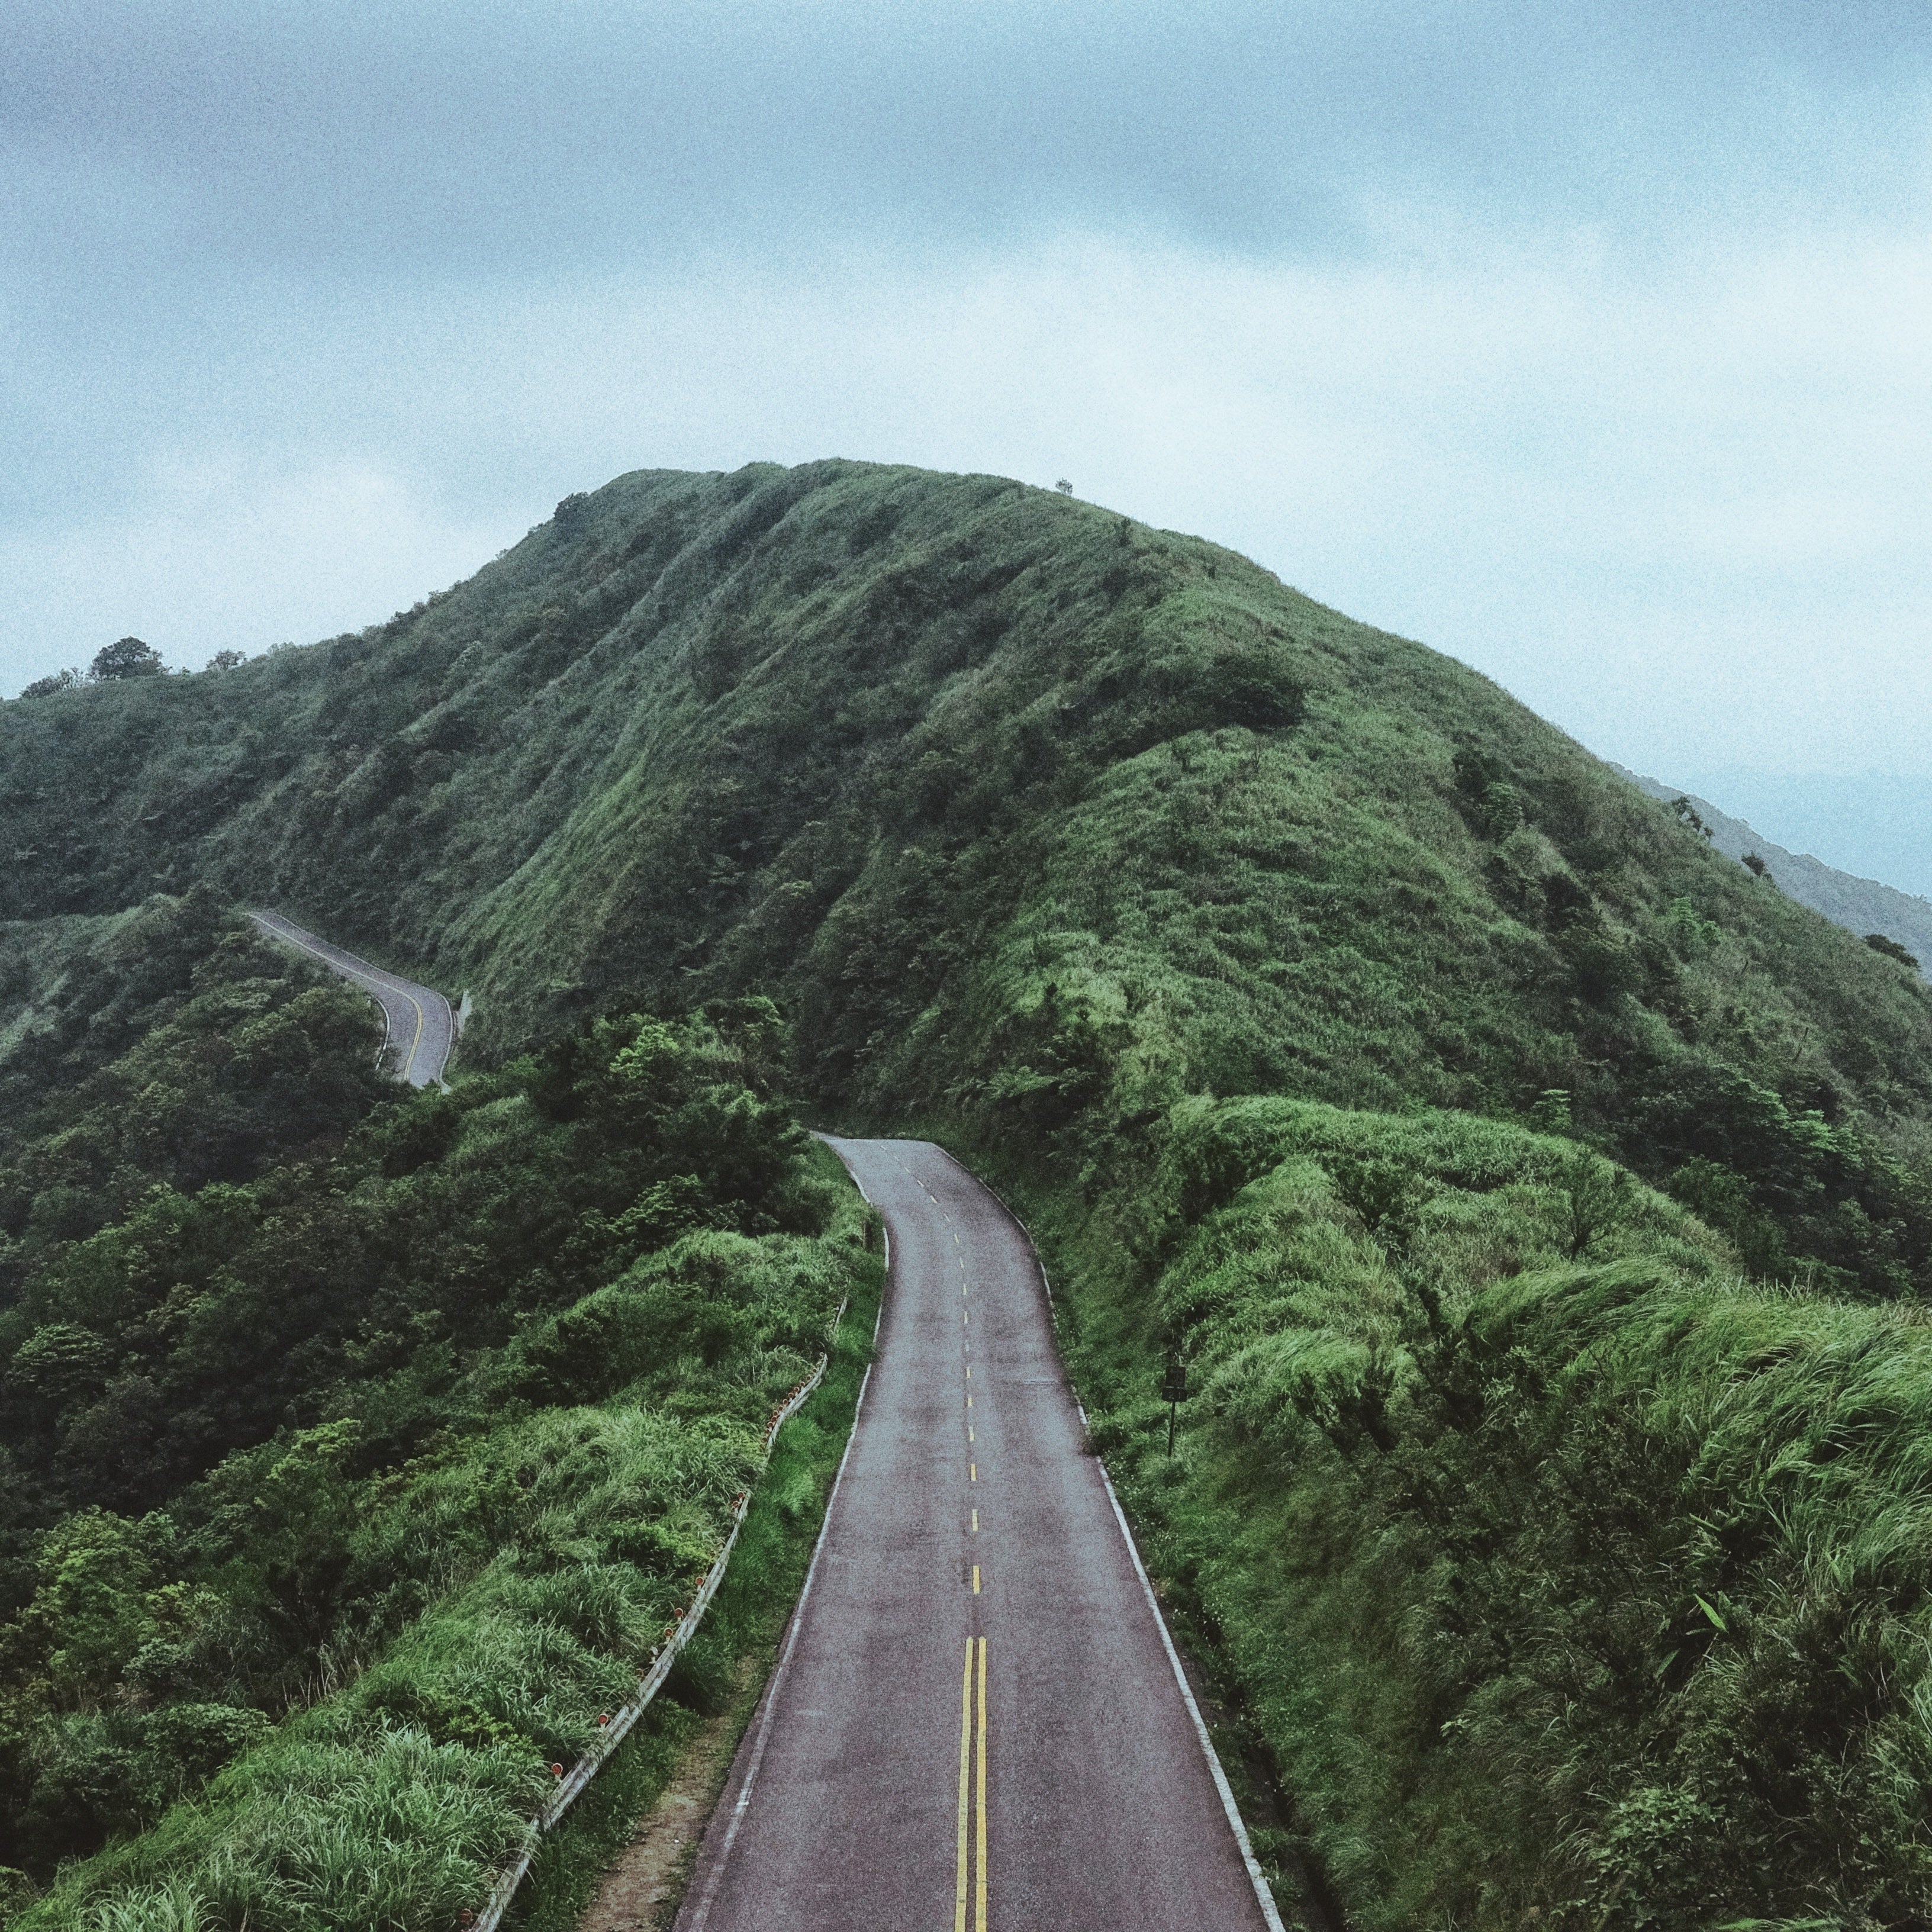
[675,1137,1281,1932]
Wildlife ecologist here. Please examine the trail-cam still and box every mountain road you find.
[249,910,455,1087]
[675,1136,1282,1932]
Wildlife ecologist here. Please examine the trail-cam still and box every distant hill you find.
[1611,762,1932,975]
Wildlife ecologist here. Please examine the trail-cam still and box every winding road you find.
[249,910,455,1087]
[676,1138,1282,1932]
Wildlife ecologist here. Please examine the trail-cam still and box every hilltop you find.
[5,459,1931,1287]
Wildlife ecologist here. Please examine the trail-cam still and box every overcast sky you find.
[5,1,1930,865]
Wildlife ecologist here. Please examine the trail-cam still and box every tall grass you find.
[13,1179,877,1930]
[1003,1099,1932,1928]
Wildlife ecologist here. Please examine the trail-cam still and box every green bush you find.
[1024,1096,1932,1927]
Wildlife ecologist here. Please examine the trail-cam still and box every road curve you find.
[249,910,455,1087]
[675,1138,1281,1932]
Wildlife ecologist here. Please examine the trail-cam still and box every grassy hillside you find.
[999,1101,1932,1926]
[8,460,1932,1926]
[5,460,1931,1292]
[0,887,879,1921]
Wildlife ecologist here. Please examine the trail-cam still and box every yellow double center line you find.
[955,1636,988,1932]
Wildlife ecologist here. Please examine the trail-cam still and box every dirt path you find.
[577,1672,759,1931]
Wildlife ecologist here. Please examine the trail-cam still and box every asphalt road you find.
[676,1138,1282,1932]
[249,910,455,1087]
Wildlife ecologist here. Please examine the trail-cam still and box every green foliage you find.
[9,461,1932,1920]
[1015,1098,1932,1928]
[16,672,81,701]
[0,886,868,1910]
[7,1185,875,1924]
[88,641,164,684]
[3,460,1930,1294]
[1669,794,1714,840]
[0,889,387,1225]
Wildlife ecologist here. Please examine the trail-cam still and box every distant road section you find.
[249,910,455,1087]
[675,1138,1281,1932]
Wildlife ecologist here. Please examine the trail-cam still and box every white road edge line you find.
[1096,1458,1288,1932]
[682,1360,876,1932]
[815,1135,890,1344]
[926,1138,1286,1932]
[249,910,454,1084]
[250,915,395,1068]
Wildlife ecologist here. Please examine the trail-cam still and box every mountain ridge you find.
[9,459,1932,1927]
[1609,761,1932,974]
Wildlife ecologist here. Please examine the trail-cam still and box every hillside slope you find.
[5,459,1931,1292]
[12,461,1932,1927]
[1612,761,1932,973]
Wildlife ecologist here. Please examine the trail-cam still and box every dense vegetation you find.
[5,461,1928,1297]
[0,892,875,1923]
[7,458,1932,1925]
[1004,1101,1932,1926]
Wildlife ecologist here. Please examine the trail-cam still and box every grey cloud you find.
[7,0,1930,292]
[5,0,1930,822]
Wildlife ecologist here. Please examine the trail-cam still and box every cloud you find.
[0,456,516,675]
[8,0,1929,288]
[2,0,1930,812]
[7,224,1928,773]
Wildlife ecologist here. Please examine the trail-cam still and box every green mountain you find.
[7,459,1932,1927]
[6,461,1928,1280]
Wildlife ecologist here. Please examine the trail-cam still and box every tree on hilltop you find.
[90,636,164,680]
[18,668,82,699]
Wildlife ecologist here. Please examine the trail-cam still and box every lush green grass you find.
[6,461,1929,1295]
[974,1103,1932,1928]
[10,461,1932,1924]
[510,1209,881,1930]
[8,1163,878,1928]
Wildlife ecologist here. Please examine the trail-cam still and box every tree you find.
[89,637,163,681]
[6,1325,110,1413]
[1055,478,1073,494]
[18,668,82,698]
[1669,796,1714,840]
[203,649,247,673]
[1741,851,1769,878]
[1866,932,1920,970]
[1563,1147,1634,1257]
